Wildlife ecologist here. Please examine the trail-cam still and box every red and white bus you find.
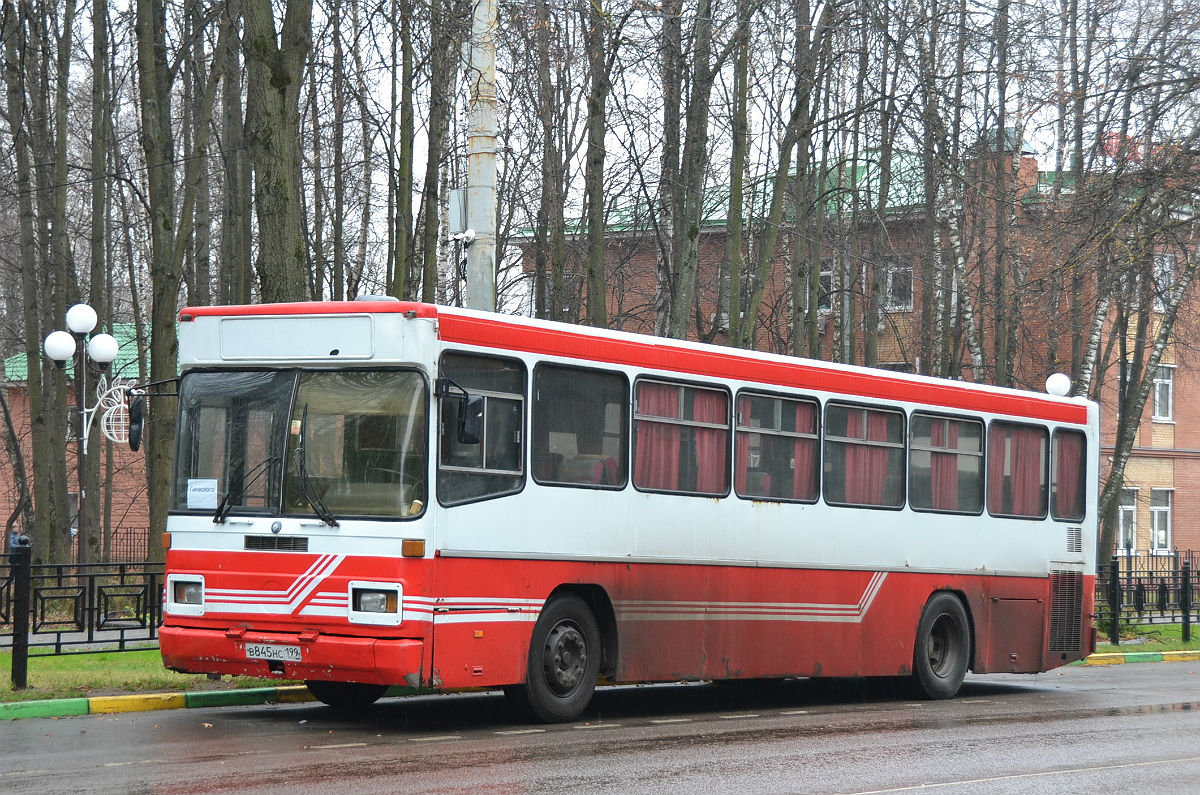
[159,299,1097,721]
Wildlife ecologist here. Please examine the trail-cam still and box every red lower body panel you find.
[160,626,426,687]
[162,549,1094,690]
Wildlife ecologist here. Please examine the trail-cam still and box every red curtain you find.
[929,420,960,511]
[844,410,890,505]
[1010,427,1044,516]
[693,390,728,494]
[986,428,1007,514]
[987,424,1045,516]
[1055,432,1084,519]
[793,403,817,500]
[634,383,680,490]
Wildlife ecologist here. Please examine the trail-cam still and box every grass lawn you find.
[1095,621,1200,653]
[0,648,295,703]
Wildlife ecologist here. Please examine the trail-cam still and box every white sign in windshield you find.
[186,478,219,510]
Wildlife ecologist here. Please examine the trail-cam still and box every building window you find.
[1152,365,1174,421]
[1117,488,1137,555]
[1153,253,1175,313]
[818,260,834,312]
[1150,488,1172,553]
[883,257,914,313]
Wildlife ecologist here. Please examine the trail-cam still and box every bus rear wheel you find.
[912,593,970,699]
[305,680,388,711]
[506,594,601,723]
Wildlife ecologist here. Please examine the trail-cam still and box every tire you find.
[506,594,601,723]
[305,680,388,711]
[911,592,971,700]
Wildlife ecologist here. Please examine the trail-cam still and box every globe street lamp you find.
[43,303,120,566]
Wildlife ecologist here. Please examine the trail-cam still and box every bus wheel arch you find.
[911,590,973,699]
[506,586,613,722]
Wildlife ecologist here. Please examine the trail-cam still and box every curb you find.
[1079,649,1200,666]
[4,651,1199,720]
[0,684,315,721]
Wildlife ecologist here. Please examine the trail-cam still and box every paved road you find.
[2,662,1198,794]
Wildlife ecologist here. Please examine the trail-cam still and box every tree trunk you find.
[244,0,312,302]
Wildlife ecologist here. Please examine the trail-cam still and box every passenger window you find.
[1052,430,1087,521]
[438,353,525,505]
[823,403,905,508]
[909,414,984,514]
[532,365,628,488]
[735,393,819,502]
[986,421,1048,518]
[633,380,729,495]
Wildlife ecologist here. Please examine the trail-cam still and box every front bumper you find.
[160,625,426,687]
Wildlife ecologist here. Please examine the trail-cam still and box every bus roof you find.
[179,301,1090,425]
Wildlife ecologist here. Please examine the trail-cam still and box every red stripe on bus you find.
[436,312,1088,424]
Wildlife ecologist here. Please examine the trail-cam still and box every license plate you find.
[244,642,301,663]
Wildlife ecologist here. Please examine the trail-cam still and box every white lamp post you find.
[43,303,120,566]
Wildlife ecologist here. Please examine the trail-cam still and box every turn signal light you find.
[401,538,425,558]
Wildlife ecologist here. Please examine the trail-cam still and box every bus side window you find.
[908,413,984,514]
[532,365,628,488]
[986,421,1048,519]
[822,403,905,508]
[1051,429,1087,521]
[632,379,729,496]
[437,352,526,505]
[734,392,819,503]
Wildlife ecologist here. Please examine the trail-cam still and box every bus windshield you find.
[173,370,428,520]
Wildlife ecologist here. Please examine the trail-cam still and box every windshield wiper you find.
[296,405,339,527]
[213,455,278,524]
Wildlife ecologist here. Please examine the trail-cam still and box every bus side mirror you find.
[436,378,484,446]
[128,393,144,452]
[459,394,484,446]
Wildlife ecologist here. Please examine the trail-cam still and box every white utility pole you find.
[464,0,497,311]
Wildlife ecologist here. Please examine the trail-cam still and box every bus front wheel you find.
[305,680,388,711]
[911,592,970,699]
[506,594,601,722]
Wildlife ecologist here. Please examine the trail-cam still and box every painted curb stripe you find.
[90,693,187,713]
[0,686,309,721]
[0,698,89,720]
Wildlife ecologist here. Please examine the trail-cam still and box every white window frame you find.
[883,257,914,313]
[1117,488,1138,555]
[1153,253,1175,313]
[1152,365,1174,422]
[1149,488,1172,554]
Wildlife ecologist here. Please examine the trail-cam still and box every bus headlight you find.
[348,581,404,626]
[165,574,205,616]
[353,589,397,613]
[175,580,204,605]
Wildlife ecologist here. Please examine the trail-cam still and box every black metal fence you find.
[1096,550,1197,645]
[2,540,163,679]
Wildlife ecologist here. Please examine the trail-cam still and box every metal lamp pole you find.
[43,303,119,565]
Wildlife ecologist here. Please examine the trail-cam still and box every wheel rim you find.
[543,619,588,696]
[926,613,959,678]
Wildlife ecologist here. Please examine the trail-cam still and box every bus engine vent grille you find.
[1065,526,1083,554]
[1048,570,1083,654]
[244,535,309,552]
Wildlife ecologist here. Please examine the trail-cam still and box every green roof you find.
[4,323,145,383]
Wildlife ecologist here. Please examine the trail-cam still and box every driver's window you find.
[438,352,526,505]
